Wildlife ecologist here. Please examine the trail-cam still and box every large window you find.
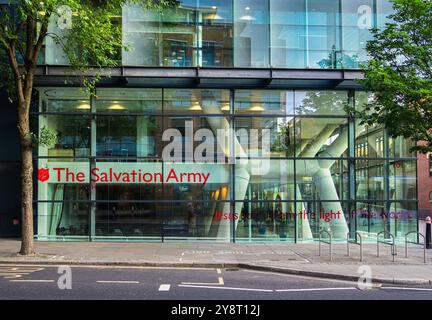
[45,0,395,69]
[234,0,270,68]
[341,0,374,68]
[36,88,417,242]
[122,4,196,67]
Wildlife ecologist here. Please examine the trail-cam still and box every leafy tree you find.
[0,0,177,255]
[350,0,432,153]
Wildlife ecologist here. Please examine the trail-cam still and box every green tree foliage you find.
[0,0,178,255]
[350,0,432,153]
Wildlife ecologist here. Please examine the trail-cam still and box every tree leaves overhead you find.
[351,0,432,153]
[0,0,179,96]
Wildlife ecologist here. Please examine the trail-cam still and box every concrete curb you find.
[0,259,430,286]
[238,264,432,286]
[0,259,239,269]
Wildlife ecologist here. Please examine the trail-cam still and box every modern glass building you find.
[34,0,418,243]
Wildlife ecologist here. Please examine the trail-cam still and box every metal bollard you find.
[426,217,431,249]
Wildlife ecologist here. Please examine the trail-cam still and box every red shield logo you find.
[38,168,50,182]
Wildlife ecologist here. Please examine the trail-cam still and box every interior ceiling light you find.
[109,103,126,110]
[189,101,202,111]
[206,13,223,20]
[240,14,255,21]
[249,105,265,112]
[77,101,91,110]
[221,103,230,111]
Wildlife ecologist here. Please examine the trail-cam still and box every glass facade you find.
[36,0,418,243]
[35,88,417,242]
[45,0,394,69]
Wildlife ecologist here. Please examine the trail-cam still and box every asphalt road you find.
[0,264,431,300]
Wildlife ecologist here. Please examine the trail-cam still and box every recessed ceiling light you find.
[189,101,202,111]
[109,104,126,110]
[207,13,223,20]
[250,105,265,112]
[221,103,230,111]
[212,6,217,9]
[245,6,250,11]
[77,102,90,110]
[240,14,255,21]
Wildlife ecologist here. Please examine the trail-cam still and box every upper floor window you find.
[44,0,395,69]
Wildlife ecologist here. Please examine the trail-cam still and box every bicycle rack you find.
[405,231,426,263]
[347,232,363,262]
[319,230,332,262]
[377,231,396,262]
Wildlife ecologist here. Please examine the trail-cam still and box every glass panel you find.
[296,159,348,202]
[164,89,230,114]
[163,162,231,201]
[341,0,374,68]
[295,91,348,115]
[235,201,296,241]
[40,88,90,113]
[234,90,292,115]
[95,201,162,238]
[163,117,230,163]
[38,115,91,158]
[299,201,350,239]
[44,100,91,113]
[122,3,197,66]
[234,0,270,68]
[234,117,296,157]
[391,201,417,239]
[38,184,90,201]
[38,201,90,238]
[235,160,296,202]
[96,89,162,113]
[270,0,307,68]
[45,19,69,65]
[389,160,417,200]
[96,116,163,158]
[297,118,348,158]
[200,0,233,67]
[96,184,162,202]
[354,201,386,235]
[355,91,374,110]
[355,127,384,158]
[389,136,415,158]
[377,0,393,29]
[355,160,386,200]
[162,201,231,240]
[270,0,341,69]
[307,0,341,69]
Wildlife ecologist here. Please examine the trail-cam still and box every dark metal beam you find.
[34,66,365,90]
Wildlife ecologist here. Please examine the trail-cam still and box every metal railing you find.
[405,232,426,263]
[347,232,363,262]
[377,231,396,262]
[319,230,332,262]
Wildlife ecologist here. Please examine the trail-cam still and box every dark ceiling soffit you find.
[34,66,364,89]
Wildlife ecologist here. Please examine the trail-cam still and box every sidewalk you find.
[0,239,431,285]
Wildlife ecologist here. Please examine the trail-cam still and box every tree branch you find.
[24,16,35,68]
[4,43,25,110]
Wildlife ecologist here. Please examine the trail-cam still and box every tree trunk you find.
[18,104,34,256]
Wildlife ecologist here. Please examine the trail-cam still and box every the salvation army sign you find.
[37,162,229,186]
